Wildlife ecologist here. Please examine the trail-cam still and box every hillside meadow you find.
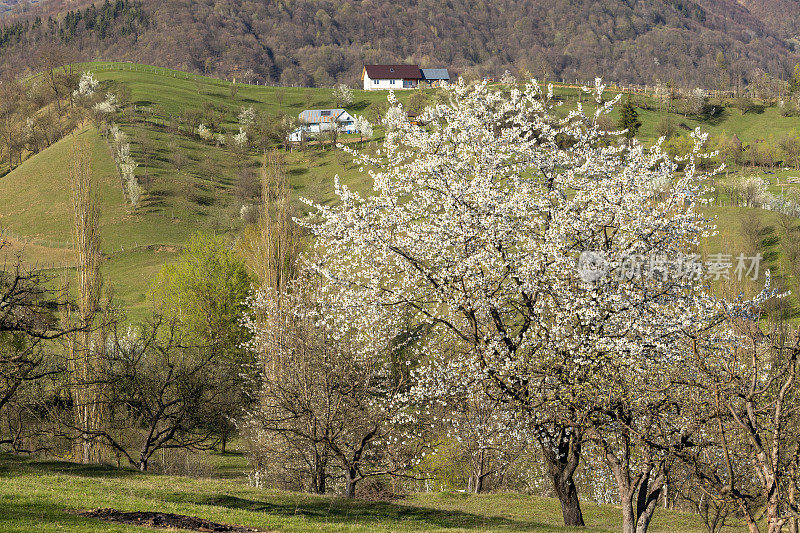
[0,453,717,533]
[3,63,800,533]
[2,63,799,319]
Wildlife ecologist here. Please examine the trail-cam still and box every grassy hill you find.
[3,62,800,320]
[0,453,718,532]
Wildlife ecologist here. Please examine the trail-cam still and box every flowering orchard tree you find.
[301,79,759,529]
[333,83,354,108]
[73,72,99,99]
[197,123,213,142]
[238,106,256,129]
[414,347,527,493]
[354,115,373,144]
[92,93,117,116]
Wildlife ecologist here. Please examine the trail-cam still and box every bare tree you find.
[238,150,301,293]
[77,315,228,471]
[38,43,76,116]
[67,139,104,463]
[683,319,800,533]
[0,245,76,452]
[243,275,426,498]
[0,73,25,170]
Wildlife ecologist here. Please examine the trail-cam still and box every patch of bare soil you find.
[74,508,272,532]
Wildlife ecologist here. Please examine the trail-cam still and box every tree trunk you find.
[474,474,484,494]
[540,427,585,527]
[220,428,228,454]
[601,435,665,533]
[473,450,485,494]
[621,499,636,533]
[767,499,782,533]
[344,468,358,498]
[744,517,761,533]
[312,453,327,494]
[551,473,584,527]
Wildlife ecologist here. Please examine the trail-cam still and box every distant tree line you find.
[0,0,147,50]
[0,0,798,89]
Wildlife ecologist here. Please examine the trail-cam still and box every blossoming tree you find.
[301,79,753,529]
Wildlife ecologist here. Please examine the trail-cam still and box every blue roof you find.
[421,68,450,81]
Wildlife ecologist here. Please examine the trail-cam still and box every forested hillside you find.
[2,0,800,88]
[734,0,800,39]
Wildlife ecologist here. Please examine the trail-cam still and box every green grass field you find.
[4,62,800,319]
[0,453,718,532]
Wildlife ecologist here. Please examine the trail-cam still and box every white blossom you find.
[355,115,373,140]
[73,71,99,98]
[197,123,213,141]
[93,93,117,114]
[333,83,354,107]
[233,128,248,148]
[500,70,516,85]
[238,106,256,128]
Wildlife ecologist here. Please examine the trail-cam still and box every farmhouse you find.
[298,108,357,133]
[362,64,423,90]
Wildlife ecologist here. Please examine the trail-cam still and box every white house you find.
[298,109,357,133]
[362,65,423,90]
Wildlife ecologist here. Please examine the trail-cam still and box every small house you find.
[362,65,423,90]
[298,109,357,133]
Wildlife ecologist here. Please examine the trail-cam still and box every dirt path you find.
[74,508,274,532]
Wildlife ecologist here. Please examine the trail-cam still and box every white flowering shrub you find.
[734,175,768,207]
[119,158,140,207]
[73,71,99,98]
[109,124,123,143]
[215,133,227,146]
[354,115,373,141]
[233,128,248,148]
[127,173,142,208]
[238,106,256,128]
[239,203,255,221]
[500,69,516,85]
[333,83,354,107]
[115,141,130,163]
[107,124,142,208]
[197,123,213,141]
[93,93,117,114]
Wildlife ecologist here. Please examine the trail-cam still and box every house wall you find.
[303,115,357,134]
[363,73,418,90]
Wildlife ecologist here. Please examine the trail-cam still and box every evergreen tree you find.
[789,64,800,95]
[618,97,642,142]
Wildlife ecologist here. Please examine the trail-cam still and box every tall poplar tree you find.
[68,139,103,463]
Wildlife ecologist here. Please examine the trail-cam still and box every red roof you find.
[363,64,422,80]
